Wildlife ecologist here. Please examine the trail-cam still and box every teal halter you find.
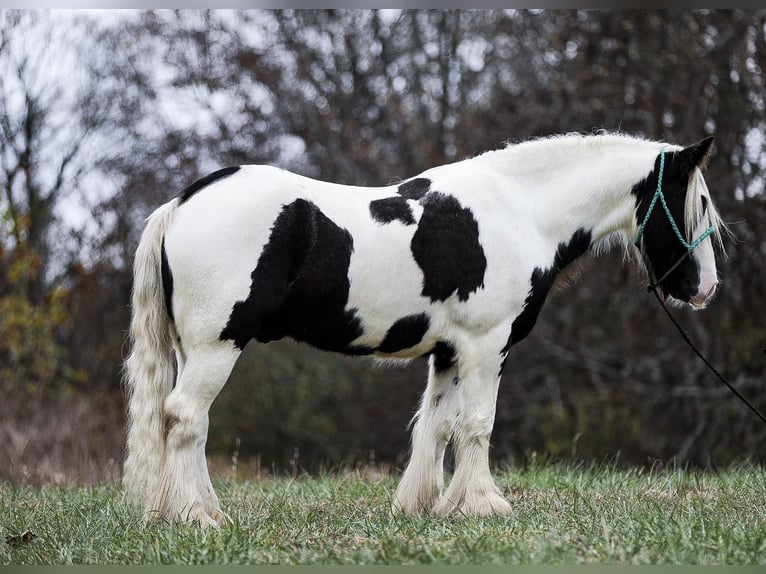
[634,149,715,251]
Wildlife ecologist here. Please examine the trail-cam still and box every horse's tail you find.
[122,198,179,511]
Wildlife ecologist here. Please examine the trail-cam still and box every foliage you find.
[2,463,766,564]
[209,340,423,471]
[0,243,84,393]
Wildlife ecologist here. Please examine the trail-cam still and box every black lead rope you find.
[647,283,766,427]
[645,250,691,293]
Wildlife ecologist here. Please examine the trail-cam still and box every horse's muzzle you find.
[689,274,719,309]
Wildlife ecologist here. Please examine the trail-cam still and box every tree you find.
[5,10,766,481]
[0,11,102,389]
[89,9,766,469]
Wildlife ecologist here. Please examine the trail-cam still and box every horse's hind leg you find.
[394,357,459,515]
[150,342,239,526]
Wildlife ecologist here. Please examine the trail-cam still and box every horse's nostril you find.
[690,280,718,308]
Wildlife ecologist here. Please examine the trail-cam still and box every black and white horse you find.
[123,133,725,526]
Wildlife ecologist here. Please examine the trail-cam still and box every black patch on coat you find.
[369,196,416,226]
[430,341,456,373]
[398,178,432,200]
[220,198,370,354]
[378,313,430,353]
[410,192,487,302]
[178,166,240,204]
[633,152,699,302]
[160,239,174,322]
[506,228,592,350]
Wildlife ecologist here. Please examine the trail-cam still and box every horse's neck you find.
[480,137,663,244]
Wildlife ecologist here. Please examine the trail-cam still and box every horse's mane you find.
[497,131,663,166]
[486,131,729,253]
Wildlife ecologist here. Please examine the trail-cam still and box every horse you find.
[122,132,726,526]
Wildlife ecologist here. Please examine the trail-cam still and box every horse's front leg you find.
[394,356,459,515]
[432,334,510,518]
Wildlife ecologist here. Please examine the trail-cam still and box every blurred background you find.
[1,9,764,485]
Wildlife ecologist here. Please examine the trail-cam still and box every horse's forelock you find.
[685,167,728,254]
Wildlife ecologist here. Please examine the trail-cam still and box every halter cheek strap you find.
[634,149,715,290]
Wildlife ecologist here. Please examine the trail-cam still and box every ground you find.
[2,461,766,565]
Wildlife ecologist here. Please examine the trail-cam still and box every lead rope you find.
[647,282,766,426]
[637,149,766,426]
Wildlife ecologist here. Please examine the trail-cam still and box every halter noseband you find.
[634,149,715,291]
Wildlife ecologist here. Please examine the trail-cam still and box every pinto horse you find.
[123,133,726,526]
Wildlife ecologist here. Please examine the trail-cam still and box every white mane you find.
[480,131,727,253]
[492,131,666,170]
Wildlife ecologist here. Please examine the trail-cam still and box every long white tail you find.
[122,198,180,510]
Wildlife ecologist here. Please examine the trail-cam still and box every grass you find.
[2,461,766,564]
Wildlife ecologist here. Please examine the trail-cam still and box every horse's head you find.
[634,137,726,309]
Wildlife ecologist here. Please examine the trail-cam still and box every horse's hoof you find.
[432,491,511,518]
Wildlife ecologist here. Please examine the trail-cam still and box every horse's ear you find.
[677,136,715,173]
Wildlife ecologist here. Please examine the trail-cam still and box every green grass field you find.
[2,462,766,565]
